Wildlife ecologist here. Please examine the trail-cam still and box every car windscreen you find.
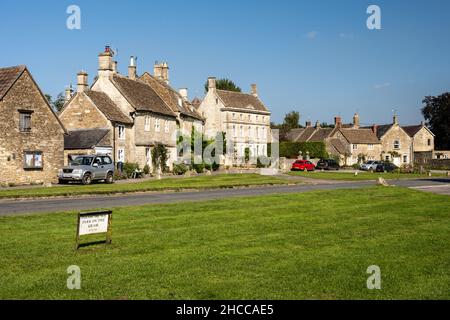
[71,157,93,166]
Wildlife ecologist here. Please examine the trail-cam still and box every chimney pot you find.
[306,121,312,128]
[334,116,342,128]
[128,56,137,80]
[393,114,399,125]
[353,113,360,128]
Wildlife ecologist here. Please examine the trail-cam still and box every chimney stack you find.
[208,77,217,93]
[77,71,89,93]
[334,116,342,128]
[98,46,113,79]
[372,124,379,136]
[393,114,399,125]
[179,88,188,101]
[315,120,321,128]
[112,61,118,74]
[128,56,137,80]
[305,121,312,128]
[64,85,73,102]
[251,84,258,97]
[154,62,169,84]
[353,113,360,129]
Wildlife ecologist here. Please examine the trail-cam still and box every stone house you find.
[197,77,271,164]
[60,47,195,171]
[0,65,66,186]
[368,115,413,166]
[402,123,435,163]
[63,128,112,166]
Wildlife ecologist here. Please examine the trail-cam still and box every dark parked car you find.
[291,160,315,171]
[375,162,398,173]
[316,159,340,171]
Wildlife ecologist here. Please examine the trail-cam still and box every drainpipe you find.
[113,123,116,165]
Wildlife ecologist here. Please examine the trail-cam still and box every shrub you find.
[278,142,328,159]
[152,144,169,173]
[193,163,205,174]
[143,164,150,175]
[122,162,140,179]
[173,163,189,175]
[352,163,360,169]
[257,156,270,168]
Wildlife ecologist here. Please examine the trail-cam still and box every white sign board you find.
[79,214,109,236]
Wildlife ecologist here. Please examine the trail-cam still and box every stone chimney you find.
[372,124,379,136]
[305,121,312,128]
[154,62,169,84]
[64,85,73,102]
[315,120,321,128]
[251,84,258,97]
[77,71,89,93]
[334,116,342,128]
[393,114,399,125]
[98,46,113,79]
[179,88,188,101]
[353,113,360,129]
[112,61,118,74]
[128,56,137,80]
[208,77,217,93]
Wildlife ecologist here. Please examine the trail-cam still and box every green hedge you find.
[277,142,328,159]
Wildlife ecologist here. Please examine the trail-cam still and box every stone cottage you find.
[197,77,271,164]
[0,65,66,186]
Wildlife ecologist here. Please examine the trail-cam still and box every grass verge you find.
[0,174,293,200]
[289,171,447,181]
[0,187,449,299]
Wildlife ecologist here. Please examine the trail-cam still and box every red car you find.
[291,160,315,171]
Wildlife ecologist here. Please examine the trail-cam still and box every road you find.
[0,178,449,216]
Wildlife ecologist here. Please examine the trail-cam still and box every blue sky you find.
[1,0,449,125]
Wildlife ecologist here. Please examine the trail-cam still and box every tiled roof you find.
[217,90,269,113]
[192,97,202,109]
[139,73,203,121]
[340,128,380,144]
[112,75,176,117]
[286,128,305,142]
[64,129,111,150]
[402,125,424,137]
[0,65,26,100]
[330,139,349,155]
[374,124,392,139]
[309,128,334,142]
[296,127,317,142]
[85,91,133,124]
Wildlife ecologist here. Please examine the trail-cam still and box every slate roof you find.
[286,128,305,142]
[217,90,270,113]
[402,125,424,137]
[139,73,203,121]
[373,124,392,139]
[111,75,176,117]
[85,90,133,124]
[295,127,317,142]
[0,65,26,100]
[339,128,381,144]
[192,97,202,109]
[64,129,111,150]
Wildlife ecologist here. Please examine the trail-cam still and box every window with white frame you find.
[144,116,151,131]
[352,144,358,150]
[164,120,169,133]
[155,119,161,132]
[118,125,125,140]
[240,126,243,137]
[145,147,151,165]
[24,151,43,169]
[368,144,374,150]
[233,125,237,138]
[118,149,125,162]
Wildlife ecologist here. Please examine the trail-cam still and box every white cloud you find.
[374,82,391,89]
[305,31,318,39]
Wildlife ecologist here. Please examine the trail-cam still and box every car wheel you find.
[82,173,92,185]
[106,172,114,184]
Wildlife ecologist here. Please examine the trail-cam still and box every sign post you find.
[75,210,112,250]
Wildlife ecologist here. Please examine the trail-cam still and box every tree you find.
[204,78,242,93]
[45,92,66,112]
[422,93,450,150]
[283,111,300,129]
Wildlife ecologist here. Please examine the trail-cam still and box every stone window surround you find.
[23,151,43,170]
[118,125,125,140]
[19,109,33,133]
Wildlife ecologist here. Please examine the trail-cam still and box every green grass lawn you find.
[0,174,293,199]
[289,171,447,181]
[0,187,449,300]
